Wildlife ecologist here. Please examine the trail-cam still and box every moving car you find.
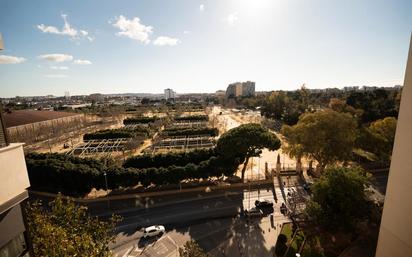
[143,225,165,238]
[255,199,274,208]
[244,207,263,218]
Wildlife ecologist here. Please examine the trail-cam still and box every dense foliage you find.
[26,151,239,196]
[257,87,401,126]
[123,116,158,124]
[175,115,208,121]
[346,89,400,123]
[26,153,108,194]
[306,166,370,231]
[123,148,216,169]
[25,194,119,257]
[83,127,149,140]
[179,241,211,257]
[162,127,218,137]
[281,109,358,172]
[356,117,397,164]
[216,123,281,181]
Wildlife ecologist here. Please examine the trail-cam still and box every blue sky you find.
[0,0,411,97]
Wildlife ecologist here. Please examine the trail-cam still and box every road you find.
[109,183,292,257]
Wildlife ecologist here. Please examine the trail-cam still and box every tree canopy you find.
[25,194,120,257]
[356,117,397,164]
[306,166,370,231]
[281,109,358,172]
[179,241,211,257]
[216,123,281,181]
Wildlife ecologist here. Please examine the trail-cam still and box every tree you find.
[216,123,281,182]
[179,240,211,257]
[25,194,120,257]
[281,109,358,173]
[306,166,370,231]
[356,117,397,164]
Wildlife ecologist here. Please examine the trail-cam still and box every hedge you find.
[83,128,149,140]
[174,115,208,121]
[25,152,239,196]
[123,148,216,169]
[124,117,157,125]
[162,127,218,137]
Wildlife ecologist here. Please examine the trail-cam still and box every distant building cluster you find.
[226,81,255,98]
[164,88,176,100]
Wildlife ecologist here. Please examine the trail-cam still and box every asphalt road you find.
[110,184,280,256]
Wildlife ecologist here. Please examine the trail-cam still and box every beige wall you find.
[375,36,412,257]
[0,143,30,206]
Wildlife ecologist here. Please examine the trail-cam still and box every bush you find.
[163,127,218,137]
[124,117,157,124]
[175,115,208,121]
[25,150,239,196]
[83,128,149,140]
[123,148,216,168]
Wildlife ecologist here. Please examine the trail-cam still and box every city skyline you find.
[1,0,411,98]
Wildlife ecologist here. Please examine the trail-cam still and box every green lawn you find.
[279,223,305,257]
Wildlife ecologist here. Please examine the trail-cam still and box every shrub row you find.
[124,117,157,124]
[162,127,218,137]
[83,128,149,140]
[123,148,215,169]
[25,152,239,196]
[174,115,208,121]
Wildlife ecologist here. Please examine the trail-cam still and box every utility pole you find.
[258,156,261,199]
[103,172,110,209]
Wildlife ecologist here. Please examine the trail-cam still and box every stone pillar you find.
[276,153,281,175]
[296,158,302,174]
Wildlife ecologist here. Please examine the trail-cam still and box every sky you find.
[0,0,411,97]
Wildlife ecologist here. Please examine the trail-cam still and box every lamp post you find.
[103,172,110,209]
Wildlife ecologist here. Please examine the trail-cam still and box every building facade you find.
[164,88,176,100]
[0,107,31,257]
[375,36,412,257]
[226,81,255,98]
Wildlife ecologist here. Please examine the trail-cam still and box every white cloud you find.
[112,15,153,44]
[74,59,92,65]
[153,36,180,46]
[50,66,69,70]
[44,74,68,78]
[183,30,190,34]
[227,12,238,25]
[199,4,205,11]
[0,55,26,64]
[38,54,73,62]
[37,14,91,41]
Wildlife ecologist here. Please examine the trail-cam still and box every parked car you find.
[143,225,165,238]
[255,199,274,208]
[280,203,287,214]
[244,207,263,218]
[303,182,313,191]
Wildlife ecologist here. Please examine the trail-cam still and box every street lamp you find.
[103,172,110,209]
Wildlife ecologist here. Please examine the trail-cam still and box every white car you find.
[143,225,165,238]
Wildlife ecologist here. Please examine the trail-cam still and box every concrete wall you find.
[6,114,92,144]
[0,143,30,206]
[375,36,412,257]
[0,204,26,249]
